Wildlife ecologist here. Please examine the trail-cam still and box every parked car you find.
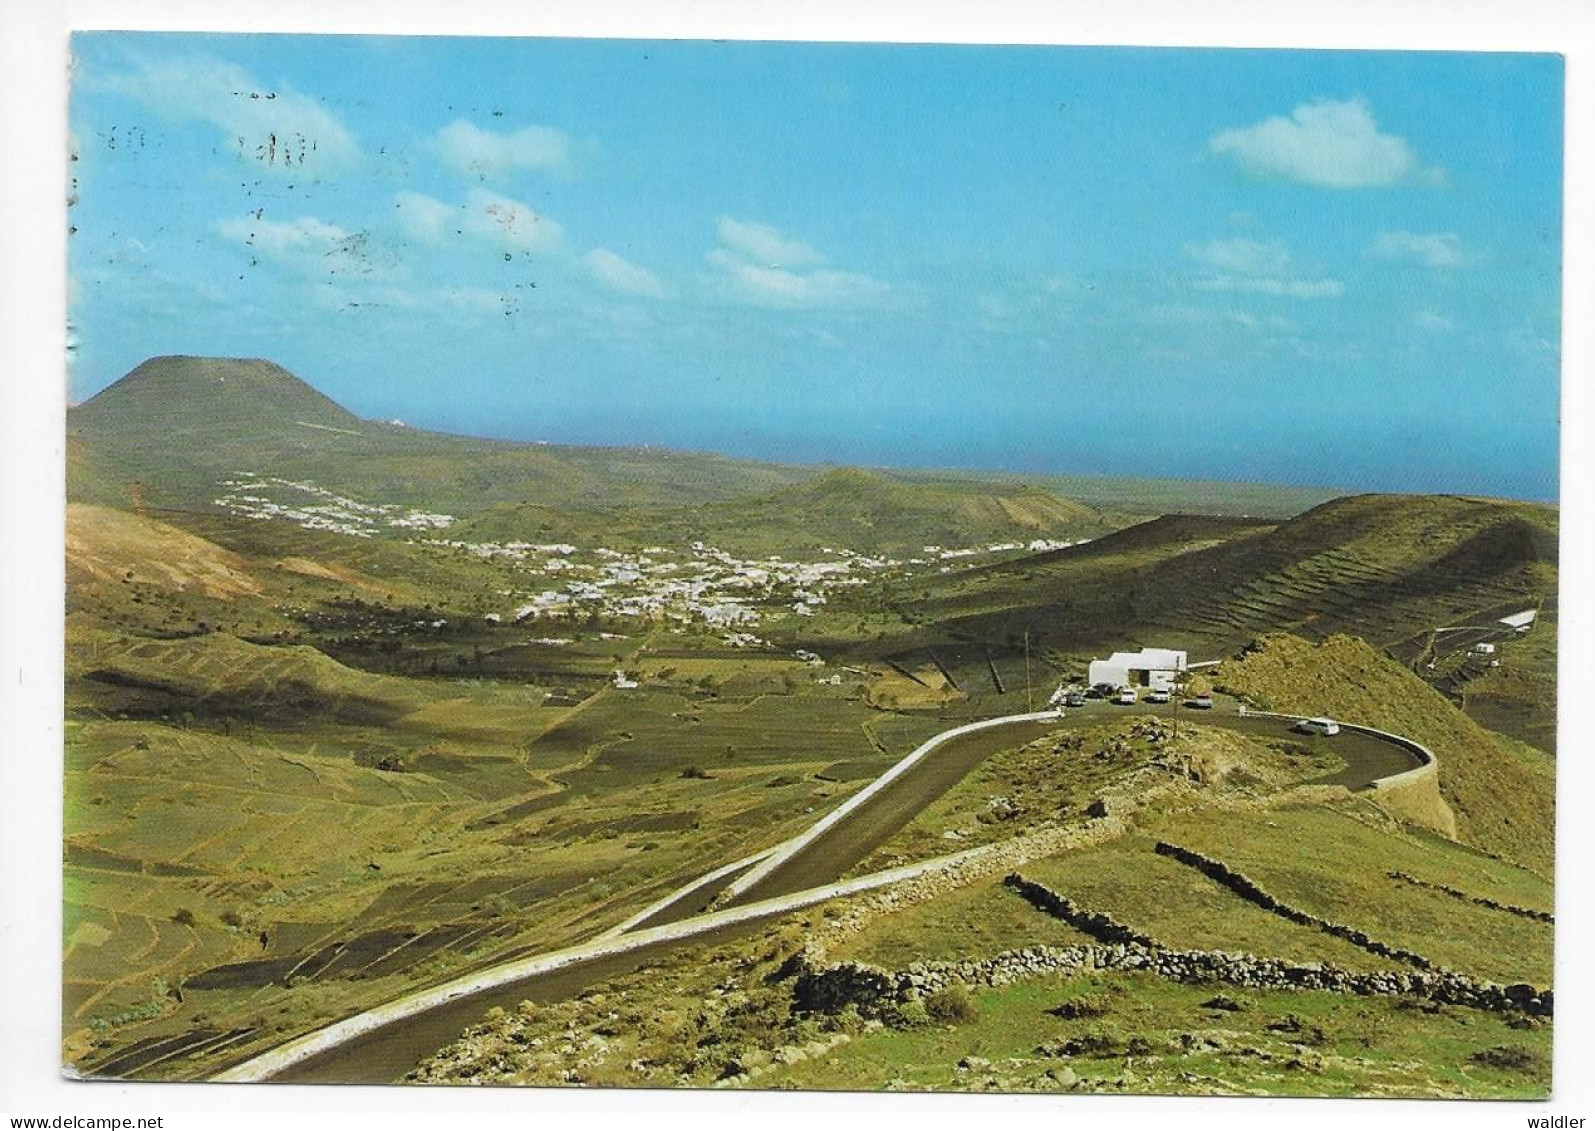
[1088,683,1119,699]
[1064,690,1087,708]
[1146,688,1171,703]
[1294,716,1341,736]
[1115,687,1138,704]
[1187,693,1214,709]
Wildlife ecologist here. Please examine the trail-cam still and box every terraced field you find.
[62,616,958,1081]
[893,496,1556,668]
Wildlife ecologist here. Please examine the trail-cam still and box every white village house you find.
[1088,647,1188,692]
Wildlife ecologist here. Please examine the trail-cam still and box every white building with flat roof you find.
[1088,648,1188,692]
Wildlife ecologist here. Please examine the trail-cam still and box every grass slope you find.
[69,356,816,514]
[460,467,1122,557]
[875,493,1555,669]
[412,877,1550,1098]
[69,354,1357,532]
[1214,633,1555,873]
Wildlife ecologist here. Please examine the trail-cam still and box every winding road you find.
[213,696,1423,1085]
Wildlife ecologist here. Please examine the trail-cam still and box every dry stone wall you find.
[1386,870,1554,924]
[1152,841,1435,969]
[792,880,1552,1021]
[1000,874,1163,948]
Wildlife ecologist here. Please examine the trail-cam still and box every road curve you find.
[215,698,1422,1085]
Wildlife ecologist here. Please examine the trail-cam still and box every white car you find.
[1146,688,1171,703]
[1294,717,1341,737]
[1115,687,1138,704]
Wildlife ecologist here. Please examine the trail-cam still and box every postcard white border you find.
[4,1,1590,1126]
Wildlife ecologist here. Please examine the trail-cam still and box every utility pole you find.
[1024,630,1033,713]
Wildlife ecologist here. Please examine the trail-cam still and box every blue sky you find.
[67,34,1563,500]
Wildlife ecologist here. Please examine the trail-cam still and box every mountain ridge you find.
[67,356,1126,551]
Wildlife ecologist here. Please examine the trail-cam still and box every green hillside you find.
[75,355,364,434]
[458,467,1123,557]
[1214,633,1555,874]
[69,355,1352,529]
[68,356,816,514]
[881,493,1556,662]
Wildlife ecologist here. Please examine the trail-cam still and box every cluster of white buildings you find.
[212,474,1095,635]
[421,537,889,631]
[215,475,456,537]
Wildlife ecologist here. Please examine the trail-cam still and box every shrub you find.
[887,998,930,1029]
[171,907,197,927]
[1471,1045,1545,1072]
[925,981,980,1025]
[1048,993,1112,1020]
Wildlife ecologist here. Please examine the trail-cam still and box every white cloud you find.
[1413,309,1456,333]
[1195,275,1345,299]
[389,189,562,253]
[1185,235,1341,299]
[437,287,512,315]
[583,248,670,299]
[706,250,892,310]
[706,219,891,310]
[1209,98,1443,189]
[976,294,1015,320]
[100,54,359,173]
[1143,304,1289,330]
[393,191,455,244]
[434,119,572,177]
[1371,231,1467,268]
[1185,238,1293,276]
[463,188,563,252]
[715,218,825,267]
[311,282,514,318]
[1041,274,1085,294]
[1144,303,1210,326]
[217,214,348,256]
[215,213,349,264]
[216,214,402,280]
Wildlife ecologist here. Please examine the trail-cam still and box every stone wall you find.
[1387,870,1554,924]
[1152,841,1435,969]
[792,881,1552,1021]
[804,814,1136,958]
[1000,874,1164,948]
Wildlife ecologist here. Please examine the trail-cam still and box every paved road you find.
[724,698,1411,907]
[244,698,1419,1085]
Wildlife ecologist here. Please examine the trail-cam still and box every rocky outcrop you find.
[1152,841,1435,969]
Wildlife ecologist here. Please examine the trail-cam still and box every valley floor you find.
[59,484,1558,1097]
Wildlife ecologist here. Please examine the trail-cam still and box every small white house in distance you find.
[1471,642,1497,656]
[1088,648,1188,692]
[1499,610,1537,633]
